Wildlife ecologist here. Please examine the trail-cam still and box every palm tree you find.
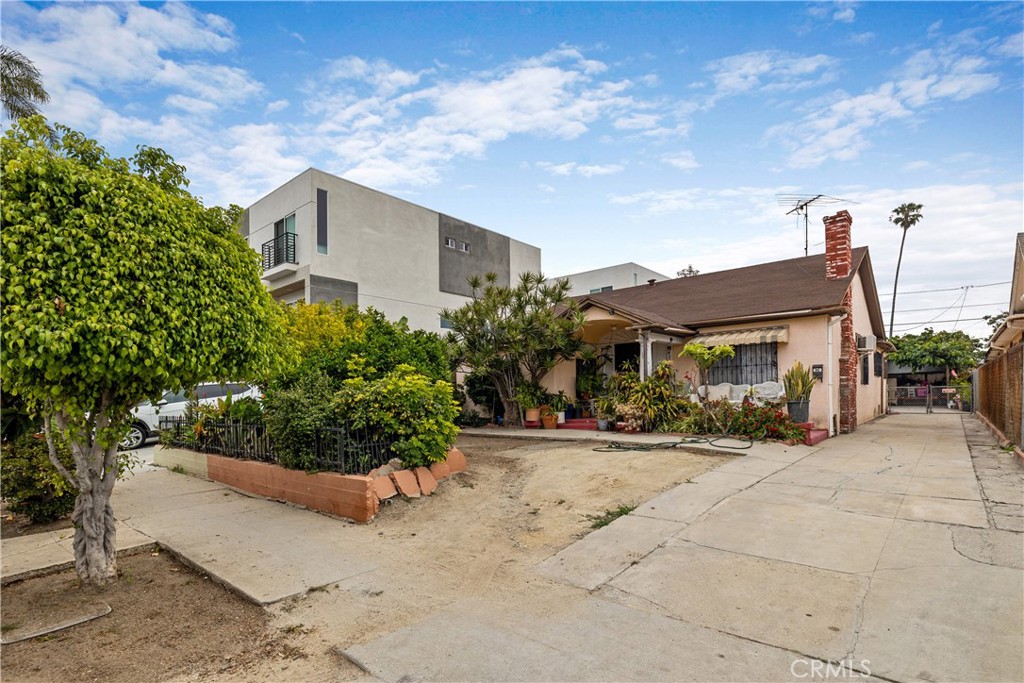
[1,45,50,121]
[888,202,924,337]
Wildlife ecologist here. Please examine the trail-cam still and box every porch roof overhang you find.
[689,325,789,346]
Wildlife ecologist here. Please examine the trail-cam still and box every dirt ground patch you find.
[1,434,730,682]
[0,551,300,683]
[204,433,731,682]
[1,500,74,540]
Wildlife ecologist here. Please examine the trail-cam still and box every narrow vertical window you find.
[316,188,328,255]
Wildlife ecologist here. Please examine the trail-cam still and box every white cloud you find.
[3,0,262,133]
[304,47,642,188]
[991,32,1024,59]
[662,151,699,171]
[165,94,218,116]
[538,161,623,177]
[265,99,290,115]
[700,50,839,106]
[767,29,1006,169]
[613,113,661,130]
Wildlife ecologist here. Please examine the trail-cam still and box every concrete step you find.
[804,429,829,446]
[559,418,598,431]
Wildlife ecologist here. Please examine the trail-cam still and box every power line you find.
[892,316,990,326]
[878,281,1010,298]
[895,302,1004,313]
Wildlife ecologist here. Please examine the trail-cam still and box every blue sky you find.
[3,1,1021,341]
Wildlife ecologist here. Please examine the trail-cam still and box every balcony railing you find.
[262,232,296,271]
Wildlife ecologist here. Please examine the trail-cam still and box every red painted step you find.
[558,418,598,431]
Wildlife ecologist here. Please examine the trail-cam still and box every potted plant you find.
[540,406,559,430]
[516,383,545,424]
[550,390,570,424]
[782,361,816,423]
[594,394,616,431]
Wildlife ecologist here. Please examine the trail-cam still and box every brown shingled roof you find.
[578,247,883,333]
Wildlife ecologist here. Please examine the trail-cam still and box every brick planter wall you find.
[206,454,378,523]
[159,447,468,524]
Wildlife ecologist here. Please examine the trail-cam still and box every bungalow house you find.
[542,211,891,435]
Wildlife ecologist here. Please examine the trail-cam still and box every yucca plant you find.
[782,362,816,402]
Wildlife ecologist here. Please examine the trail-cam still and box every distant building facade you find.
[549,262,671,296]
[242,168,541,331]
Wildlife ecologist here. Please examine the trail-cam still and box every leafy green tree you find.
[679,343,735,404]
[1,117,282,585]
[442,272,585,426]
[984,311,1008,338]
[0,45,50,122]
[889,328,982,381]
[888,202,924,337]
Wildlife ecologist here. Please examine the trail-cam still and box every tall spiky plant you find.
[888,202,924,338]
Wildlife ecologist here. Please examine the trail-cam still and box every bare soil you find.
[1,500,74,540]
[205,434,730,682]
[0,551,302,683]
[1,434,730,682]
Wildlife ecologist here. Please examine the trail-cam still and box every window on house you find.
[589,286,613,294]
[706,342,779,385]
[458,241,470,253]
[274,213,296,238]
[444,237,456,249]
[316,188,328,255]
[861,352,870,384]
[874,352,883,377]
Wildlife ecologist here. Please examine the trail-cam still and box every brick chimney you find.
[822,210,852,280]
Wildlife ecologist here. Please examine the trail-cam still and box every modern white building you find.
[242,169,541,331]
[550,262,671,296]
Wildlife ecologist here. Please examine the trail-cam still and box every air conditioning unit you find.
[857,334,877,351]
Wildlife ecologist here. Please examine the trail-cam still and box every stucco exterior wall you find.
[671,315,835,428]
[850,271,887,424]
[245,169,541,332]
[554,263,670,296]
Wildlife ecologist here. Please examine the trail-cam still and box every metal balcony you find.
[261,233,298,280]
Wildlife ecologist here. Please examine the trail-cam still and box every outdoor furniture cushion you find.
[751,381,784,404]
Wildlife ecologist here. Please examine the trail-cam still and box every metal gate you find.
[888,385,970,414]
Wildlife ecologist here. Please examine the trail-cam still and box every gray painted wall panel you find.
[309,274,358,306]
[438,215,510,296]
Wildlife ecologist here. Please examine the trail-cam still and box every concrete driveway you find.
[345,414,1023,682]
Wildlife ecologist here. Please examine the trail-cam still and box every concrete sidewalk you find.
[346,414,1023,682]
[3,415,1020,681]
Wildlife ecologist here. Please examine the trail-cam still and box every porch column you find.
[641,330,653,379]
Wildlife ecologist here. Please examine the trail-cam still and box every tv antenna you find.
[776,194,856,256]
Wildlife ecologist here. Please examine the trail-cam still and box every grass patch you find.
[169,465,186,475]
[586,504,636,529]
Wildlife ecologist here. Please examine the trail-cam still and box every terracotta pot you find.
[525,408,541,422]
[541,414,558,429]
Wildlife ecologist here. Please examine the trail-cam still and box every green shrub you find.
[262,370,337,470]
[603,361,686,432]
[0,433,76,522]
[335,364,460,468]
[669,400,805,442]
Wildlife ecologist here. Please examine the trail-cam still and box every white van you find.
[120,383,260,449]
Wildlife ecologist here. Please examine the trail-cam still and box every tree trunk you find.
[72,455,118,584]
[53,405,120,585]
[889,228,908,338]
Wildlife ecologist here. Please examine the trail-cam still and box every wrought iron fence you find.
[159,416,396,475]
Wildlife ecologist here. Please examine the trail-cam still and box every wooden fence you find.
[977,343,1023,448]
